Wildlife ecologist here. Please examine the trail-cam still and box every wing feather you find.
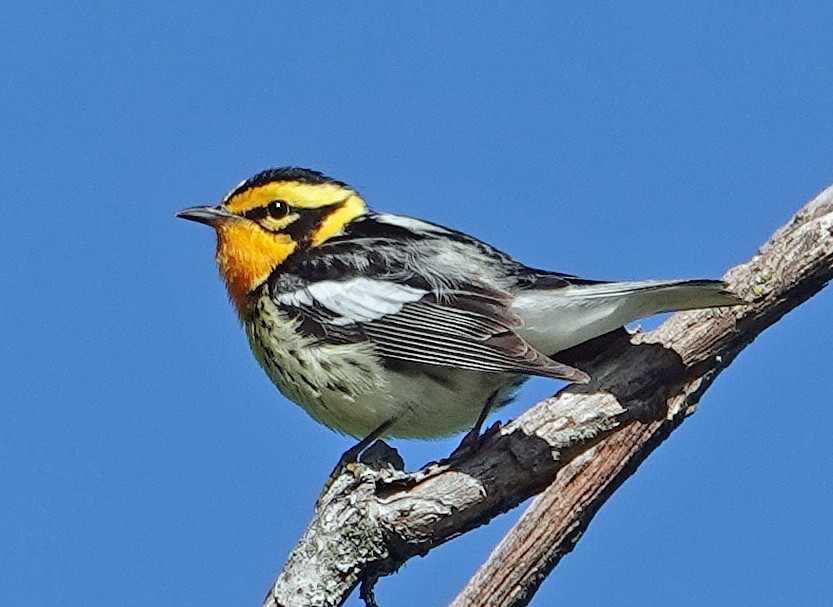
[276,278,588,383]
[363,305,586,381]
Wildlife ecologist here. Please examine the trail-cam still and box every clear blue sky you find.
[2,3,832,606]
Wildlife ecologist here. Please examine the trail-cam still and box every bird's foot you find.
[318,437,403,506]
[449,421,503,461]
[359,440,404,471]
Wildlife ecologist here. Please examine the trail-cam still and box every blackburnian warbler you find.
[178,167,740,474]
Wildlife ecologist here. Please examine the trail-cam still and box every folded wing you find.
[275,277,588,383]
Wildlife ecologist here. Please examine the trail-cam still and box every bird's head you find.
[177,167,368,318]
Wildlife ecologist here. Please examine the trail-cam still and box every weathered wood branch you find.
[263,185,833,607]
[450,185,833,607]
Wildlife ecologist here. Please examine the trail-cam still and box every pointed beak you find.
[176,205,236,226]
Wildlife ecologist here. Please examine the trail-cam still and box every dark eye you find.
[267,200,290,218]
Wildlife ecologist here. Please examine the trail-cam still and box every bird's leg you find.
[323,418,395,492]
[451,390,500,458]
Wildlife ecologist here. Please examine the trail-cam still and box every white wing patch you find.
[277,278,428,325]
[276,289,315,308]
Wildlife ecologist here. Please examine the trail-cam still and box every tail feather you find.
[512,279,742,355]
[574,279,743,312]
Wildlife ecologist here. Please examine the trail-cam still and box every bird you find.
[177,167,741,475]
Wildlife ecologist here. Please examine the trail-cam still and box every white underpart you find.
[276,277,428,325]
[251,277,730,439]
[247,293,513,438]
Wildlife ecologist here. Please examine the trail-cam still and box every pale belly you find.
[245,299,523,439]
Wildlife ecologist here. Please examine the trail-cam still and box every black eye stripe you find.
[242,200,290,221]
[242,207,268,220]
[239,198,345,241]
[284,200,347,244]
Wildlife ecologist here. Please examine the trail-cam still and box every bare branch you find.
[451,185,833,607]
[263,185,833,607]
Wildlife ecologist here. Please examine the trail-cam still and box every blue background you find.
[3,3,832,606]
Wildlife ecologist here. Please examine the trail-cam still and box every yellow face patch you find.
[212,178,369,317]
[215,220,297,319]
[257,213,299,233]
[310,194,368,246]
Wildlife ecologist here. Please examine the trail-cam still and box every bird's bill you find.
[176,205,236,226]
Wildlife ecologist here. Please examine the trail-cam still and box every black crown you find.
[229,167,349,200]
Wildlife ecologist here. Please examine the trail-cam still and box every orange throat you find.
[215,222,297,319]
